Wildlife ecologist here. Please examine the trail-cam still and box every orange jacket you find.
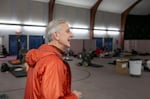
[24,44,77,99]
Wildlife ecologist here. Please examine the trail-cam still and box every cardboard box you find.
[116,59,129,74]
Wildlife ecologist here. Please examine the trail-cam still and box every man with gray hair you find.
[24,19,82,99]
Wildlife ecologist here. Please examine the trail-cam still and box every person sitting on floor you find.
[2,45,8,56]
[131,49,138,55]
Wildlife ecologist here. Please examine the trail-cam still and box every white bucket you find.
[146,60,150,69]
[129,59,142,76]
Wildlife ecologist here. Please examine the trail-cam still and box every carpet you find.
[0,56,17,62]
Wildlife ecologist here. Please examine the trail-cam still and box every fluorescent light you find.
[0,20,21,24]
[24,21,46,26]
[23,26,46,31]
[94,30,107,37]
[94,30,106,35]
[0,25,21,30]
[70,28,89,39]
[107,27,119,31]
[71,29,89,34]
[71,24,88,28]
[107,31,119,35]
[94,26,106,30]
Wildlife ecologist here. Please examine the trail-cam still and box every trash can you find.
[129,59,142,76]
[116,59,129,74]
[146,60,150,69]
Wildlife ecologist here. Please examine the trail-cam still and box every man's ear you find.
[54,32,60,40]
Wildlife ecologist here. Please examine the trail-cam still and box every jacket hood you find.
[25,44,63,68]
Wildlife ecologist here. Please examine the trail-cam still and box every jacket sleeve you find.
[40,56,78,99]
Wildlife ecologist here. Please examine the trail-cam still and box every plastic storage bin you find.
[146,60,150,69]
[129,59,142,76]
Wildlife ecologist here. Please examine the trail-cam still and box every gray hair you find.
[45,19,67,42]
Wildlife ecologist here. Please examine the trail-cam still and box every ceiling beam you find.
[120,0,142,49]
[48,0,56,22]
[90,0,102,39]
